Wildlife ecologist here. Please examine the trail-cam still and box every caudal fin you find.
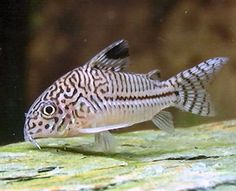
[168,57,228,116]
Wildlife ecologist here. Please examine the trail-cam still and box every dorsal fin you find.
[84,40,129,72]
[147,69,161,80]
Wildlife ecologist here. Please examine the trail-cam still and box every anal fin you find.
[152,111,174,133]
[95,131,117,152]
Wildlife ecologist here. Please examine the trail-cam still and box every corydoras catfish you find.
[24,40,228,151]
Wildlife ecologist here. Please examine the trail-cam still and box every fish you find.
[24,39,228,152]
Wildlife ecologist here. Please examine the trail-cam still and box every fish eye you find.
[41,103,56,118]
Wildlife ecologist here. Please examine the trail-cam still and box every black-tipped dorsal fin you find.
[146,69,161,80]
[84,40,129,72]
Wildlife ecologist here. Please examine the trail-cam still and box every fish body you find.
[24,40,228,151]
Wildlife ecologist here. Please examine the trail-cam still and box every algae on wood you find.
[1,120,236,190]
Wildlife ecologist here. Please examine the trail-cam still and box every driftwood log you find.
[0,120,236,190]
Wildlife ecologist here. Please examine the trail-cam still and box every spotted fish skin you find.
[24,40,228,151]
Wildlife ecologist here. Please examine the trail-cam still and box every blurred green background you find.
[1,0,235,145]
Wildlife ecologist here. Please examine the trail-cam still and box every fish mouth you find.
[24,128,41,150]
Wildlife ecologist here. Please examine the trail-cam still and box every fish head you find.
[24,89,71,149]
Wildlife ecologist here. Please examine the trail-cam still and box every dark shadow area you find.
[0,1,29,145]
[34,143,185,162]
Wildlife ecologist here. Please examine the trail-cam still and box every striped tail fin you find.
[168,57,228,116]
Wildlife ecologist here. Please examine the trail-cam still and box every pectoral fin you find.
[95,131,117,152]
[78,123,130,134]
[152,111,174,133]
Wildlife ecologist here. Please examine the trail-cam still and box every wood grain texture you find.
[1,120,236,190]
